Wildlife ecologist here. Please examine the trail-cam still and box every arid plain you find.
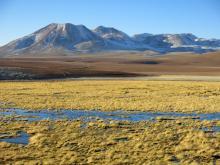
[1,51,220,79]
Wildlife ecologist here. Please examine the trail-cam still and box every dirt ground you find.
[0,51,220,79]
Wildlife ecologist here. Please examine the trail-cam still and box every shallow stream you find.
[1,108,220,122]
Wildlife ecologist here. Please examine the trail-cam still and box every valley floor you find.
[0,80,220,113]
[1,51,220,80]
[0,80,220,164]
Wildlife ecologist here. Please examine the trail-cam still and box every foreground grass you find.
[0,80,220,113]
[0,119,220,164]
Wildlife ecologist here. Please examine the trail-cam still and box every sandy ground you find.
[65,75,220,82]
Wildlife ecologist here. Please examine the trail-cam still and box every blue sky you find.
[0,0,220,45]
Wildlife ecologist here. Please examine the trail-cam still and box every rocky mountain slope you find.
[0,23,220,56]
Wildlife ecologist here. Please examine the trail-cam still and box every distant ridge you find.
[0,23,220,57]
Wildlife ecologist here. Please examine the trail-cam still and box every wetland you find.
[0,80,220,164]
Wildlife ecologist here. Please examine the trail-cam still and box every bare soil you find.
[0,51,220,79]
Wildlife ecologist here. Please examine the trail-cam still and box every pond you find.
[0,131,29,145]
[0,109,220,145]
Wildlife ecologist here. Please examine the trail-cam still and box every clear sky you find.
[0,0,220,45]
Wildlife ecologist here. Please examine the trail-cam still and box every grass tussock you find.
[0,80,220,113]
[0,119,219,164]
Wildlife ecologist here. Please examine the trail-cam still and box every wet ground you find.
[1,109,220,145]
[0,131,29,145]
[1,109,220,122]
[1,119,220,164]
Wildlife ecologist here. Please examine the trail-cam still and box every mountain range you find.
[0,23,220,56]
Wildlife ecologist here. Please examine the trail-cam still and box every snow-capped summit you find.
[132,33,219,52]
[94,26,142,50]
[163,33,197,47]
[32,23,103,49]
[0,23,219,56]
[0,23,105,55]
[132,33,197,48]
[94,26,131,41]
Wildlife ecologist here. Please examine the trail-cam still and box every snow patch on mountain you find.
[0,23,220,56]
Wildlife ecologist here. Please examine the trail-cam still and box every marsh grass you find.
[0,80,220,164]
[0,80,220,113]
[0,119,219,164]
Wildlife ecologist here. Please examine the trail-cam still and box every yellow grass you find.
[0,80,220,113]
[0,119,219,164]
